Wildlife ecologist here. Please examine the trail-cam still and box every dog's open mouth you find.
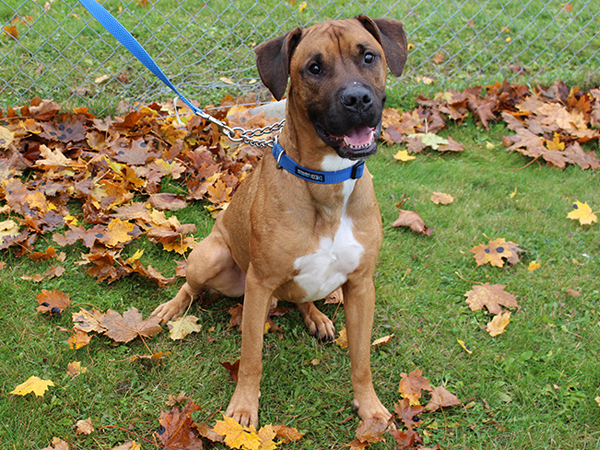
[316,122,380,160]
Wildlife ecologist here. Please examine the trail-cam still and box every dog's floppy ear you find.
[254,28,303,101]
[355,15,408,77]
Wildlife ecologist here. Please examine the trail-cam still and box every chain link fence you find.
[1,0,599,113]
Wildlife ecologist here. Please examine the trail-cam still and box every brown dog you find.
[152,15,407,427]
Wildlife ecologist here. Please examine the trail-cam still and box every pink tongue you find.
[344,123,373,146]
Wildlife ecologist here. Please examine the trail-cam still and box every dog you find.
[151,15,407,427]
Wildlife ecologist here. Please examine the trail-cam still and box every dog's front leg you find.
[225,267,273,428]
[342,277,391,423]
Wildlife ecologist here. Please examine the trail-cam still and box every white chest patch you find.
[293,213,364,302]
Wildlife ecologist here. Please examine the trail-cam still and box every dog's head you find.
[255,16,407,160]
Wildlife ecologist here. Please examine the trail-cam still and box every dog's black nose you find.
[340,85,373,112]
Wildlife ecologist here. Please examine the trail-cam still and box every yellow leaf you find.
[393,150,416,161]
[298,1,307,12]
[335,327,348,348]
[0,219,20,244]
[509,187,518,199]
[457,338,472,354]
[126,249,144,264]
[167,316,202,340]
[528,261,541,272]
[485,141,495,150]
[213,416,261,450]
[487,311,511,337]
[105,218,136,247]
[430,191,454,205]
[66,361,88,376]
[10,376,55,397]
[0,126,15,149]
[567,201,597,225]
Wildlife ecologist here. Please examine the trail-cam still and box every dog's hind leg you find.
[298,301,336,341]
[151,232,245,323]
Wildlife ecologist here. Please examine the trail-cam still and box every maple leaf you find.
[567,201,597,225]
[394,150,416,161]
[464,283,519,315]
[272,424,304,443]
[102,218,138,247]
[390,428,422,450]
[0,219,20,244]
[354,417,389,443]
[66,361,88,376]
[470,238,523,267]
[430,192,453,205]
[487,311,512,337]
[213,416,262,450]
[75,418,94,435]
[101,307,162,343]
[10,376,55,397]
[68,329,93,350]
[40,437,70,450]
[37,289,71,314]
[220,360,240,382]
[424,386,461,411]
[157,399,203,450]
[167,315,202,340]
[394,397,424,429]
[335,327,348,348]
[72,308,107,333]
[398,370,432,404]
[392,210,433,235]
[148,193,188,211]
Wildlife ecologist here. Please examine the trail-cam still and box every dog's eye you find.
[308,63,322,75]
[364,52,375,64]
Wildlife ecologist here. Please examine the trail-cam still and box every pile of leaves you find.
[382,80,600,170]
[0,95,268,285]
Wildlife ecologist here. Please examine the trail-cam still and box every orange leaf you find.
[100,307,162,343]
[37,289,71,314]
[464,283,519,315]
[398,370,432,404]
[424,386,461,411]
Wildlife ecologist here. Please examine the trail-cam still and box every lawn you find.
[1,89,599,449]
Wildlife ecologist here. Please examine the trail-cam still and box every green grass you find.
[1,0,600,112]
[1,115,600,449]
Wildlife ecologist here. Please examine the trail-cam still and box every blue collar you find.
[272,142,365,184]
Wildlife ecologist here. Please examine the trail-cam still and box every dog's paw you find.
[225,391,260,428]
[353,397,392,425]
[299,302,336,341]
[151,299,188,323]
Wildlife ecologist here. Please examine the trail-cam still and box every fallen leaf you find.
[213,416,261,450]
[528,261,541,272]
[425,386,461,411]
[430,192,453,205]
[220,360,240,382]
[464,283,519,315]
[457,338,472,354]
[470,238,523,267]
[272,424,304,443]
[335,327,348,348]
[566,288,581,298]
[76,418,94,435]
[168,315,202,340]
[487,311,512,336]
[101,307,162,343]
[41,437,70,450]
[567,201,597,225]
[10,376,55,397]
[157,399,203,450]
[394,397,424,429]
[392,210,433,235]
[398,370,432,404]
[372,334,394,347]
[37,289,71,314]
[68,329,92,350]
[66,361,88,376]
[393,150,416,161]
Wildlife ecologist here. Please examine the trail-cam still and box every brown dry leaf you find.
[110,442,141,450]
[465,283,519,315]
[391,428,422,450]
[72,309,107,334]
[566,288,581,298]
[392,210,433,235]
[75,418,94,435]
[219,359,240,382]
[354,417,389,444]
[372,334,394,347]
[425,386,461,411]
[394,397,424,429]
[101,307,162,343]
[157,399,203,450]
[166,391,190,407]
[430,192,454,205]
[487,311,512,337]
[66,361,88,376]
[37,289,71,314]
[398,370,432,404]
[272,424,304,443]
[41,437,70,450]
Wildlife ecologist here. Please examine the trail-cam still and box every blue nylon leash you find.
[78,0,207,118]
[78,0,365,184]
